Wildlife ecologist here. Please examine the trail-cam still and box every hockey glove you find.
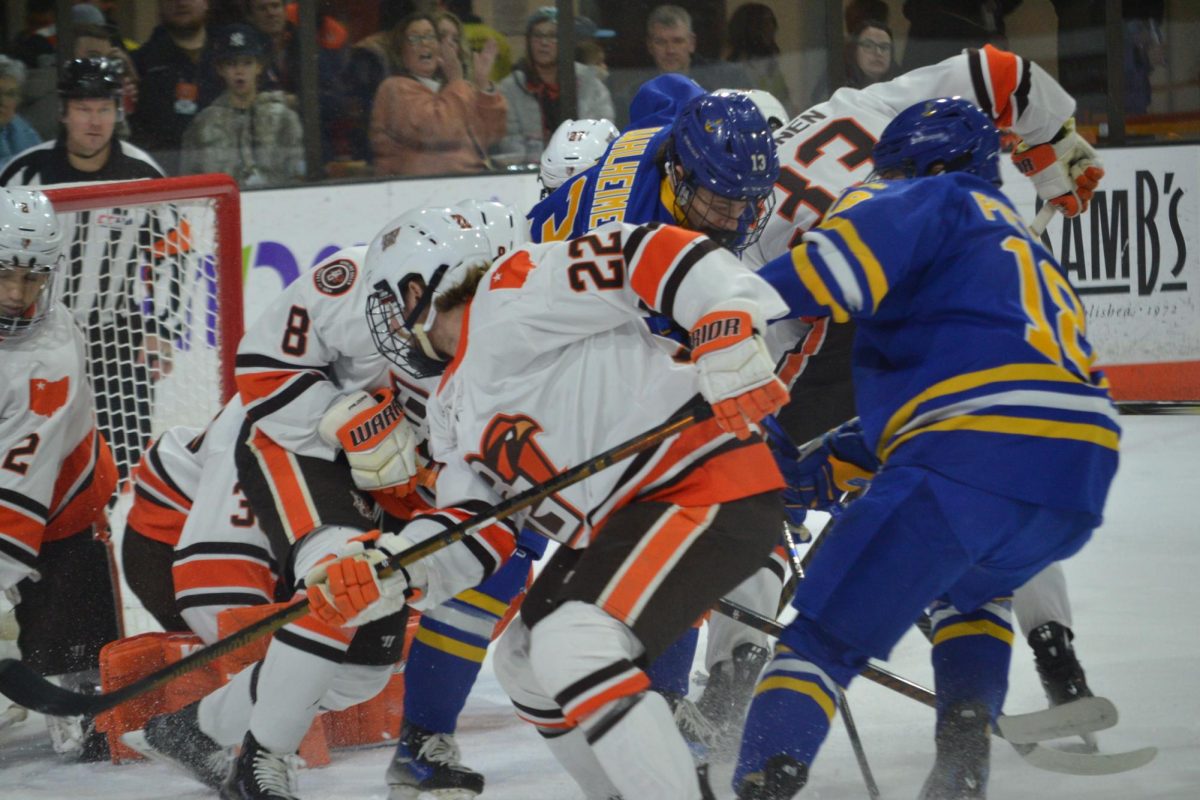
[305,530,425,627]
[773,419,879,512]
[691,310,789,439]
[1012,119,1104,218]
[319,388,419,494]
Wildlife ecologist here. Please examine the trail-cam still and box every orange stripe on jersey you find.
[628,226,705,309]
[151,218,193,259]
[0,507,46,553]
[173,559,276,597]
[601,505,715,624]
[563,672,651,726]
[133,451,192,512]
[983,44,1020,128]
[250,430,319,541]
[45,430,116,542]
[237,369,305,405]
[126,499,186,546]
[777,317,828,387]
[438,301,473,393]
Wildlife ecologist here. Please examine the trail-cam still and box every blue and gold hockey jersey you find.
[759,173,1120,516]
[527,124,679,244]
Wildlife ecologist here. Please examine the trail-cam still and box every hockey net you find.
[0,175,243,641]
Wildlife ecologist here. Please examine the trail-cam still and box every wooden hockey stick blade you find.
[714,599,1158,776]
[997,696,1117,744]
[0,402,712,718]
[1011,742,1158,776]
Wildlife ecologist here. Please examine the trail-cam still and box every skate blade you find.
[388,787,479,800]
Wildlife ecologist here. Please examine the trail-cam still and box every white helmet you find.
[0,189,63,338]
[452,199,528,260]
[715,88,789,131]
[364,207,492,377]
[539,118,619,196]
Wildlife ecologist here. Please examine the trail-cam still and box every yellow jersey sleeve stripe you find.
[454,588,511,619]
[823,215,889,311]
[754,676,837,720]
[413,626,489,663]
[932,619,1015,646]
[880,363,1087,451]
[882,413,1121,461]
[791,246,850,322]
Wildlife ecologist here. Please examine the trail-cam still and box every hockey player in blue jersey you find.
[527,86,778,255]
[732,98,1120,800]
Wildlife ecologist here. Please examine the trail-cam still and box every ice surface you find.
[2,415,1197,799]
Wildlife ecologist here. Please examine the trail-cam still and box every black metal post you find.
[556,0,577,121]
[1104,0,1126,144]
[296,0,323,181]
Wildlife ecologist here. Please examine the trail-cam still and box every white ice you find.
[2,414,1197,799]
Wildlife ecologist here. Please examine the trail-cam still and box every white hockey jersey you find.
[746,45,1075,269]
[0,306,115,588]
[235,245,393,461]
[421,222,787,552]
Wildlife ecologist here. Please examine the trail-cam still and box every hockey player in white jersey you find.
[304,220,792,800]
[538,117,619,197]
[452,199,528,260]
[0,188,119,760]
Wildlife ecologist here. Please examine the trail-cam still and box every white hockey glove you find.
[319,388,419,494]
[1011,119,1104,218]
[304,530,427,628]
[690,309,789,439]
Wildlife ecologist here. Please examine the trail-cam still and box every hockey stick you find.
[1030,203,1057,237]
[713,598,1157,776]
[0,402,714,718]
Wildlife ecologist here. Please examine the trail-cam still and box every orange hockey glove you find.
[1011,120,1104,218]
[305,530,420,627]
[691,309,789,439]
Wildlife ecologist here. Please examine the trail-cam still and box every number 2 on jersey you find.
[1003,236,1091,378]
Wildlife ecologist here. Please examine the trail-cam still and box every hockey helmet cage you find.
[714,89,789,132]
[872,97,1001,186]
[452,199,529,260]
[667,92,779,253]
[364,208,492,377]
[58,57,124,101]
[0,189,63,338]
[539,118,619,196]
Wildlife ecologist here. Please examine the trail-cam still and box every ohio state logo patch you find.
[313,259,357,296]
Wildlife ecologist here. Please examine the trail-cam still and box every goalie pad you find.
[318,389,419,492]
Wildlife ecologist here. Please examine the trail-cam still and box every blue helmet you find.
[872,97,1001,186]
[668,91,779,252]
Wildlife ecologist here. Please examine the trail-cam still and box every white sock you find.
[248,636,340,754]
[197,664,255,747]
[583,691,703,800]
[542,726,623,800]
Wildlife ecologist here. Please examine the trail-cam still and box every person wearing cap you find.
[131,0,223,175]
[179,23,304,187]
[0,57,184,488]
[496,6,614,165]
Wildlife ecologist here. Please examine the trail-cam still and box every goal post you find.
[42,174,244,480]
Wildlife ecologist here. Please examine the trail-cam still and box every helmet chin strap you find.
[412,323,447,362]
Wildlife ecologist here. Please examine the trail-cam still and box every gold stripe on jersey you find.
[881,413,1120,462]
[414,626,488,663]
[754,676,837,721]
[821,216,889,312]
[455,588,510,618]
[932,618,1015,646]
[879,363,1094,452]
[790,246,849,322]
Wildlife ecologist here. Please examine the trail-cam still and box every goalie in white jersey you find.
[304,221,792,800]
[0,188,119,759]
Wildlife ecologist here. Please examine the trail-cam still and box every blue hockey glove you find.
[764,417,879,512]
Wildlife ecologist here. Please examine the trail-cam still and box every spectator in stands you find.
[811,19,900,104]
[497,7,614,165]
[76,0,141,52]
[343,13,411,163]
[726,2,795,115]
[437,0,513,83]
[575,15,615,85]
[180,23,303,187]
[73,22,138,140]
[612,5,751,127]
[433,8,472,84]
[131,0,223,175]
[369,11,505,176]
[243,0,348,162]
[901,0,1020,72]
[0,57,41,171]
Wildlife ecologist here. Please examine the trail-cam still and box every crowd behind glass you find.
[0,0,1188,188]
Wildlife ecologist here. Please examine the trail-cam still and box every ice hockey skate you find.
[220,730,299,800]
[386,720,484,799]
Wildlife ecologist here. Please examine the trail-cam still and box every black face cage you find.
[0,259,58,339]
[670,166,777,254]
[366,267,452,380]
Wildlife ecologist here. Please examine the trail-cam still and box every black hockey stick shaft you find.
[0,403,713,718]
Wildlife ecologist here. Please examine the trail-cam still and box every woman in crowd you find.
[812,19,900,104]
[496,7,613,165]
[0,56,41,171]
[369,11,505,176]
